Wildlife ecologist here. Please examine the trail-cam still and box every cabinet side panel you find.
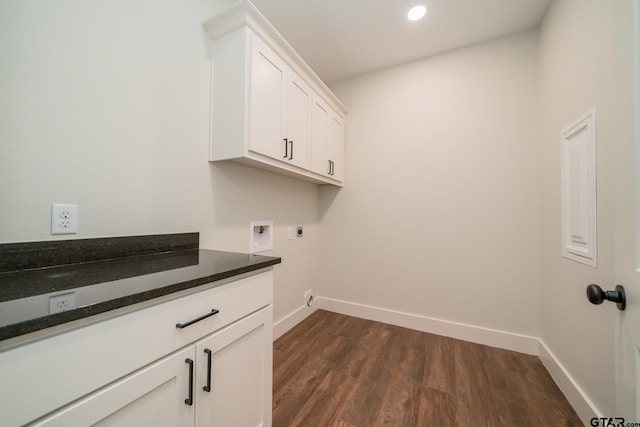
[263,305,273,427]
[211,28,248,161]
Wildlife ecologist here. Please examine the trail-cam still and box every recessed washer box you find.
[249,220,273,253]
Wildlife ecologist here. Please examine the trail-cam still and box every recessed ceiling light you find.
[407,5,427,21]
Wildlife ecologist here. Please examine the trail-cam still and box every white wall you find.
[538,0,635,417]
[0,0,320,324]
[322,31,541,338]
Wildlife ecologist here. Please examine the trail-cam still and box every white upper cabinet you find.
[249,36,312,170]
[248,36,286,163]
[311,96,344,183]
[204,0,346,186]
[311,99,330,176]
[327,114,345,182]
[284,73,312,170]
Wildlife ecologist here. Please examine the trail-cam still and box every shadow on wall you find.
[319,185,341,220]
[209,161,321,228]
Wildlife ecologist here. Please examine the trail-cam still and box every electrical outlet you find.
[49,292,76,314]
[51,204,78,235]
[296,226,303,238]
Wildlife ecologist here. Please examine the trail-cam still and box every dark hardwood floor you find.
[273,310,583,427]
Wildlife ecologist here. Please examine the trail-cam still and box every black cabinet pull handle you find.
[176,309,219,329]
[203,348,212,392]
[332,161,335,175]
[283,138,288,158]
[586,284,626,310]
[328,160,332,175]
[185,358,194,406]
[289,139,294,160]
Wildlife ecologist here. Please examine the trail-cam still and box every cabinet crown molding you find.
[203,0,347,117]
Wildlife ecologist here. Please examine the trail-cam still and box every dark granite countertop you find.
[0,233,281,342]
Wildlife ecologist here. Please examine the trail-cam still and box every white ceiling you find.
[251,0,552,83]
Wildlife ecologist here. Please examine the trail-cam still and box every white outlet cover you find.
[249,220,273,253]
[51,204,78,235]
[49,292,76,314]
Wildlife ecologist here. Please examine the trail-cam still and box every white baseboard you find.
[316,296,539,355]
[538,340,600,425]
[272,304,317,340]
[274,296,598,423]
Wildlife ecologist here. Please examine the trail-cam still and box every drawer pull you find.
[185,358,194,406]
[175,309,219,329]
[203,348,212,392]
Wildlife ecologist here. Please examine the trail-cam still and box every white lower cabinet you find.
[32,306,273,427]
[1,270,274,427]
[195,306,272,427]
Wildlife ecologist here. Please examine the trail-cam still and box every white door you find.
[615,1,640,420]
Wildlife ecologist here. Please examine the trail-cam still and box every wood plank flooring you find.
[273,310,583,427]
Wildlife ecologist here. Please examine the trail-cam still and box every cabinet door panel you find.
[311,97,344,183]
[286,75,311,169]
[249,37,285,161]
[328,114,344,182]
[195,306,273,427]
[30,347,195,427]
[311,98,329,175]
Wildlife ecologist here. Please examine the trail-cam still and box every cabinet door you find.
[249,36,286,161]
[327,113,345,182]
[285,74,311,169]
[311,96,344,182]
[311,98,330,176]
[195,306,273,427]
[30,347,196,427]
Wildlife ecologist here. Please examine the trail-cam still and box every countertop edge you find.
[0,257,281,343]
